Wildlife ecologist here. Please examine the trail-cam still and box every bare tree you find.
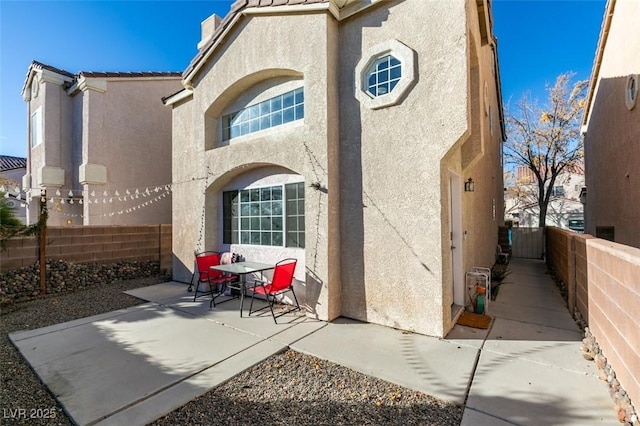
[503,72,588,227]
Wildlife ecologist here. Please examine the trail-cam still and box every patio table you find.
[210,261,274,316]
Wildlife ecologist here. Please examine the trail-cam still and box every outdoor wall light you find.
[464,178,475,192]
[309,182,322,191]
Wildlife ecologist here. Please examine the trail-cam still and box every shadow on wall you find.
[172,254,193,284]
[304,267,323,318]
[338,7,392,321]
[584,74,639,247]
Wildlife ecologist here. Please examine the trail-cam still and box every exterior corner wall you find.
[26,72,180,228]
[338,0,468,337]
[80,78,181,226]
[584,0,640,249]
[171,12,336,321]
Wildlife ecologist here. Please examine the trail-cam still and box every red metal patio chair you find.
[248,258,300,323]
[192,252,229,306]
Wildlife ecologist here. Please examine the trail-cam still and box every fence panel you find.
[512,227,545,259]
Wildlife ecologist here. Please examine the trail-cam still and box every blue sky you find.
[1,0,606,159]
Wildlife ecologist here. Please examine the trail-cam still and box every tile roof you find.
[30,60,75,79]
[78,71,182,78]
[22,60,182,96]
[183,0,330,81]
[0,155,27,172]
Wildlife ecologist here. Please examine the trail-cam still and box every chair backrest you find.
[196,252,221,279]
[270,258,297,291]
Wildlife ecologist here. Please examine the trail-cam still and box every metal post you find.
[39,189,47,295]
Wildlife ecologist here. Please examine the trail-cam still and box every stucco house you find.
[165,0,505,337]
[582,0,640,248]
[0,155,28,223]
[505,164,585,230]
[21,61,182,226]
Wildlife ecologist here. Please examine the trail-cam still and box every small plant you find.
[491,264,511,282]
[490,263,511,301]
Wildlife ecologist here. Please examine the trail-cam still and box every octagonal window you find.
[366,55,402,97]
[355,39,416,110]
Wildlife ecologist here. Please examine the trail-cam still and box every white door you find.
[449,172,464,306]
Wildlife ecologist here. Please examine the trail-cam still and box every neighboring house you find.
[582,0,640,248]
[165,0,505,338]
[20,61,182,226]
[0,155,28,223]
[505,164,585,230]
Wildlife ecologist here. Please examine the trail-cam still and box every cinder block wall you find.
[546,227,571,291]
[574,234,594,320]
[547,226,640,411]
[586,239,640,412]
[546,228,595,315]
[1,225,172,273]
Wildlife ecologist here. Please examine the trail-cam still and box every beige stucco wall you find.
[172,11,338,321]
[80,78,179,225]
[584,0,640,248]
[26,78,77,225]
[25,75,181,226]
[338,0,470,336]
[171,0,503,337]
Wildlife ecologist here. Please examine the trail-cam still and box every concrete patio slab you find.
[127,282,315,341]
[124,281,189,303]
[9,302,282,426]
[445,322,492,349]
[465,350,614,425]
[291,318,479,406]
[8,260,618,425]
[484,317,598,375]
[488,300,580,331]
[93,339,285,426]
[460,408,516,425]
[493,281,567,312]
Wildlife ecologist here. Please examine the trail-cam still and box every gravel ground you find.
[1,278,464,426]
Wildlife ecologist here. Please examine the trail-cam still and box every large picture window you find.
[223,182,304,248]
[222,88,304,140]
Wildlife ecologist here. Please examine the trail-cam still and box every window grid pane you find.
[223,191,239,244]
[285,182,305,248]
[235,186,286,247]
[222,87,304,140]
[366,55,402,98]
[223,183,304,248]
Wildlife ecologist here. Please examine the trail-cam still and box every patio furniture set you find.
[189,251,300,323]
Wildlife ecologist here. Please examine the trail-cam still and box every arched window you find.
[222,87,304,140]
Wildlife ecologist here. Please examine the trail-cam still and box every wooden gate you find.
[511,227,545,259]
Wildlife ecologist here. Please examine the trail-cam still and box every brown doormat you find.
[457,312,492,329]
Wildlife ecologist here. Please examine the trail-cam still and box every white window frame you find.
[222,87,304,141]
[30,108,42,148]
[355,39,416,110]
[223,182,305,248]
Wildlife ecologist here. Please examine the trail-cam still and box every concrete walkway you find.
[456,259,613,425]
[9,259,616,425]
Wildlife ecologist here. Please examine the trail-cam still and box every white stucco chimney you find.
[198,14,222,50]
